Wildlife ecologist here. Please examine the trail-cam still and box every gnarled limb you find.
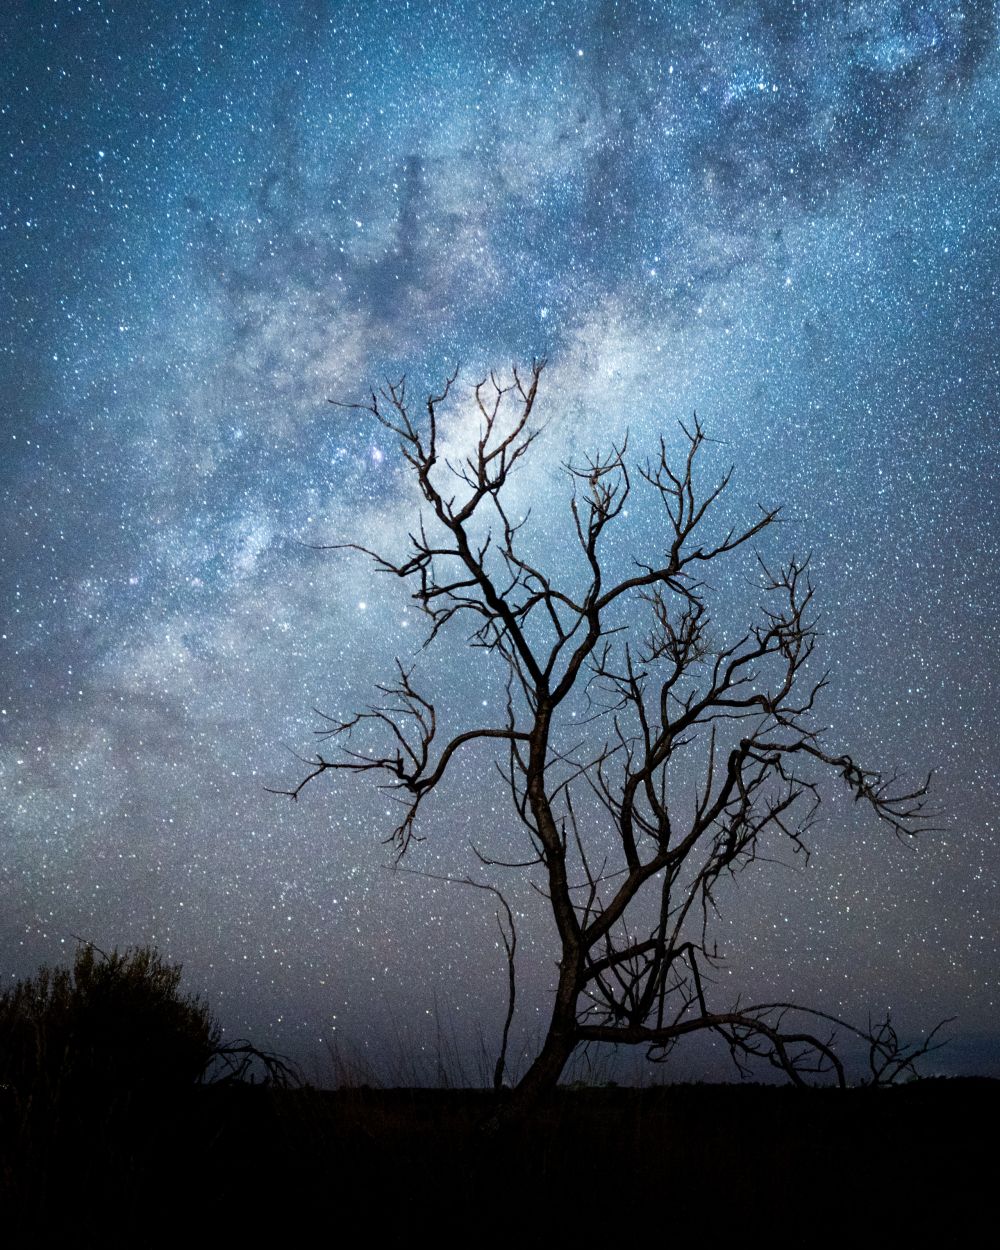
[274,363,940,1096]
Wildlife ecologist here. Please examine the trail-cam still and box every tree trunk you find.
[510,957,581,1106]
[514,1024,577,1102]
[479,970,578,1133]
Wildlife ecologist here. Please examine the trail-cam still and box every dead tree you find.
[272,361,940,1098]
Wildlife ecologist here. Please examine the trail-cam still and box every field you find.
[4,1078,995,1240]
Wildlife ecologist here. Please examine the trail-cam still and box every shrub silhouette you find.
[0,945,299,1216]
[0,942,221,1107]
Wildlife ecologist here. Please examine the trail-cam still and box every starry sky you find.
[2,0,998,1083]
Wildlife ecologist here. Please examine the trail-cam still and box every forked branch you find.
[273,363,942,1096]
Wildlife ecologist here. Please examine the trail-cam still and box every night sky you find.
[2,0,998,1083]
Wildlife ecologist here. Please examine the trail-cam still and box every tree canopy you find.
[276,362,941,1095]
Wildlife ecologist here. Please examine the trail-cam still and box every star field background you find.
[2,0,998,1082]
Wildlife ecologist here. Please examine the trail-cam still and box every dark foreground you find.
[4,1079,996,1240]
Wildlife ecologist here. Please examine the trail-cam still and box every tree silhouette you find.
[0,943,221,1104]
[274,361,941,1098]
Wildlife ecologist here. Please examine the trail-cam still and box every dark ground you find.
[4,1079,996,1241]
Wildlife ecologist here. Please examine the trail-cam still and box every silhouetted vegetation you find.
[0,942,291,1222]
[0,945,993,1237]
[0,942,220,1105]
[275,362,940,1099]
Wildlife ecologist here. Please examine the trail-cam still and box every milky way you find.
[2,0,998,1081]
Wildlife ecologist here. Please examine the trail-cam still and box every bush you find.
[0,942,221,1106]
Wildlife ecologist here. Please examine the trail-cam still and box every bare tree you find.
[272,360,940,1099]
